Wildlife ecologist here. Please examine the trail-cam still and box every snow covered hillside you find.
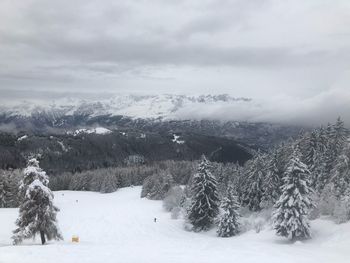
[0,187,349,263]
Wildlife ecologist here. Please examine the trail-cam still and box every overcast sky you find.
[0,0,350,124]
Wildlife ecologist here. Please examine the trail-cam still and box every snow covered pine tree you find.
[12,158,62,245]
[331,138,350,199]
[273,146,314,241]
[261,148,283,208]
[217,186,240,237]
[241,153,266,211]
[187,155,219,231]
[0,171,20,208]
[0,173,9,208]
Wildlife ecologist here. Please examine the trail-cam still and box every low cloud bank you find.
[0,87,349,128]
[173,87,350,127]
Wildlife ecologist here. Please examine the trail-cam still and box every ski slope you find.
[0,187,349,263]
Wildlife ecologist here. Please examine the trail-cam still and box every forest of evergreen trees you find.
[1,117,350,241]
[161,117,350,239]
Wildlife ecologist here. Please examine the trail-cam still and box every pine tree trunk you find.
[40,231,46,245]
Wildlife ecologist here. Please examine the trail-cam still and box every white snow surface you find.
[17,135,28,141]
[0,187,349,263]
[172,134,185,144]
[71,127,112,136]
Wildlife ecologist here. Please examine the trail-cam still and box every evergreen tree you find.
[323,119,348,178]
[214,162,228,197]
[318,183,337,215]
[317,126,328,148]
[141,171,174,200]
[241,153,266,211]
[0,172,19,208]
[333,117,348,156]
[232,165,244,202]
[100,172,121,193]
[295,129,309,162]
[217,187,240,237]
[333,188,350,224]
[324,123,335,173]
[0,173,7,208]
[304,131,318,172]
[187,155,219,231]
[331,140,350,198]
[19,158,49,198]
[302,129,328,191]
[12,159,62,245]
[273,146,314,241]
[261,148,283,208]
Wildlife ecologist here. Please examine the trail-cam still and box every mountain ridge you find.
[0,93,251,119]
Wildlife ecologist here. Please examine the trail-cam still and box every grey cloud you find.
[0,0,349,126]
[2,0,347,68]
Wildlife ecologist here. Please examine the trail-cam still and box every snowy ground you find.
[0,187,349,263]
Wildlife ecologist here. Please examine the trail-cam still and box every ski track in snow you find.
[0,187,349,263]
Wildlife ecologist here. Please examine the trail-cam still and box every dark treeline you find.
[0,113,301,151]
[49,160,198,193]
[0,159,241,204]
[0,130,251,172]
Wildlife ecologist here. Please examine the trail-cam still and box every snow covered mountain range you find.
[0,93,303,172]
[0,94,251,120]
[0,93,302,151]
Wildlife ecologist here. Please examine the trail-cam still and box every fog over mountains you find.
[1,91,349,127]
[0,93,251,120]
[0,93,303,155]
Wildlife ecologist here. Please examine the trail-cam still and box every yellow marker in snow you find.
[72,235,79,243]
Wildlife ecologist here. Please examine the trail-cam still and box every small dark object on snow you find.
[76,200,78,203]
[154,218,157,223]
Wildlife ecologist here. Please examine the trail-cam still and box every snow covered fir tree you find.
[241,152,266,211]
[12,158,62,245]
[260,148,283,208]
[217,186,240,237]
[330,137,350,199]
[0,173,11,208]
[272,146,314,241]
[0,170,20,208]
[187,155,219,231]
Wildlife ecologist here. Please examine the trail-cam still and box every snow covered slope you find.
[0,187,349,263]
